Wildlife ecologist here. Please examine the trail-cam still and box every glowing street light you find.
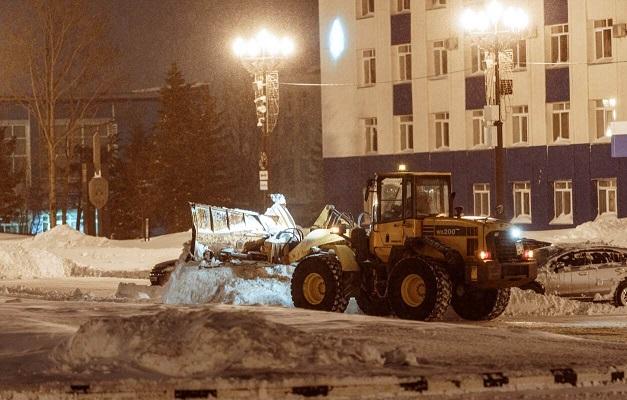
[460,0,529,218]
[232,29,294,209]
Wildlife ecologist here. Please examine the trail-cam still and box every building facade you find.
[319,0,627,230]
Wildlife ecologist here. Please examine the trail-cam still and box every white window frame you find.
[512,105,529,145]
[399,115,413,151]
[470,44,487,74]
[512,181,532,224]
[593,99,616,140]
[432,40,448,77]
[393,0,410,14]
[551,180,573,225]
[551,102,570,143]
[426,0,446,10]
[357,0,375,18]
[395,44,412,82]
[549,24,569,64]
[597,178,617,216]
[0,122,29,179]
[363,117,378,153]
[511,39,527,69]
[472,110,486,147]
[359,49,376,86]
[594,19,613,61]
[473,183,490,217]
[434,112,449,150]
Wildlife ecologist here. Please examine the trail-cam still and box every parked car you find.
[522,245,627,307]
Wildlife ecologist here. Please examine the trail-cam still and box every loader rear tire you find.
[452,286,510,321]
[387,258,451,321]
[356,289,391,316]
[291,255,348,313]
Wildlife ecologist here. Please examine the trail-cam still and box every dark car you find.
[523,245,627,307]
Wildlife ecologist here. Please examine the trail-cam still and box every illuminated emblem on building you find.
[329,18,345,60]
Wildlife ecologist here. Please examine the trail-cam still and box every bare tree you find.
[2,0,118,228]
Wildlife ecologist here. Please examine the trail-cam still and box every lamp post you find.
[232,29,294,211]
[461,1,529,217]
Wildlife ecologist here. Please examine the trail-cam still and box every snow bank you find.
[505,288,625,317]
[0,225,186,280]
[526,214,627,246]
[162,263,294,306]
[54,308,384,377]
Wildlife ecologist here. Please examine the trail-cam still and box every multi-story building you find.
[319,0,627,230]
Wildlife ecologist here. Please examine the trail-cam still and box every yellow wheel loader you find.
[289,172,538,321]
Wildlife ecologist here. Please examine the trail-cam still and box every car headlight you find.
[510,226,522,239]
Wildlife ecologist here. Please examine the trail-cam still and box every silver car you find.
[523,246,627,307]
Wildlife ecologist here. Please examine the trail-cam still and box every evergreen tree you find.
[0,128,22,225]
[149,63,227,232]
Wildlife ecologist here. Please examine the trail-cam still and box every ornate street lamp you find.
[232,29,294,209]
[460,1,529,217]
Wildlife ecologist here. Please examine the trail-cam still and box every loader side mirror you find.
[364,178,375,202]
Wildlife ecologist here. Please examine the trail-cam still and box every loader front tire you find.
[356,289,391,316]
[452,286,510,321]
[291,255,348,313]
[388,258,451,321]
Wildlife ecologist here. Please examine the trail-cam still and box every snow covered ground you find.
[2,219,627,397]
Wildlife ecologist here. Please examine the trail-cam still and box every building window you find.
[399,115,413,151]
[593,99,616,139]
[472,110,486,146]
[512,105,528,144]
[360,49,376,86]
[513,182,531,223]
[470,44,487,74]
[393,0,410,13]
[597,178,617,215]
[1,124,28,176]
[551,102,570,142]
[433,112,449,149]
[432,40,448,77]
[473,183,490,217]
[363,117,378,153]
[395,44,412,82]
[549,24,569,64]
[357,0,375,18]
[594,19,613,60]
[552,180,573,224]
[511,39,526,69]
[426,0,446,9]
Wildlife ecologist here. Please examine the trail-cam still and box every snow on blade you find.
[162,263,294,306]
[53,308,384,377]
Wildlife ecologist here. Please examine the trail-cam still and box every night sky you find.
[0,0,319,91]
[100,0,320,90]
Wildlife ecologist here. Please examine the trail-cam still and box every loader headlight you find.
[330,224,346,235]
[510,227,522,239]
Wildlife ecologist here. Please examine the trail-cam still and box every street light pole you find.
[232,30,294,211]
[461,1,529,218]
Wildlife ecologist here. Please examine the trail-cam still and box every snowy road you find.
[1,286,627,398]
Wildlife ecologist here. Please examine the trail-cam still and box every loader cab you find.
[367,172,452,262]
[371,172,451,224]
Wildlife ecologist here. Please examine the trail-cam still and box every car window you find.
[589,251,609,265]
[557,251,589,268]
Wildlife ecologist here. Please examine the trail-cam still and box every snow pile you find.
[0,225,186,280]
[505,288,625,317]
[115,282,164,300]
[527,214,627,246]
[54,308,384,377]
[162,263,294,306]
[0,244,75,279]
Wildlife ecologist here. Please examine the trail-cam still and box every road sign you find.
[259,170,268,180]
[89,176,109,209]
[259,180,268,191]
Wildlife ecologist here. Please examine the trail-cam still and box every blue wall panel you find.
[465,76,486,110]
[390,13,411,45]
[393,83,413,116]
[546,67,570,103]
[544,0,568,25]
